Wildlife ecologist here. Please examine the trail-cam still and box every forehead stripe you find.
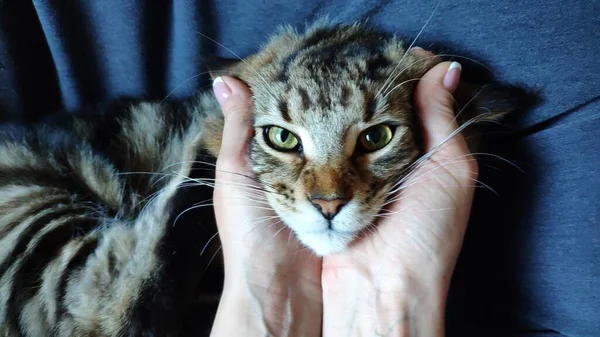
[278,100,291,122]
[340,85,351,108]
[298,87,311,110]
[361,87,377,121]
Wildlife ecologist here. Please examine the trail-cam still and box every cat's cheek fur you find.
[265,196,344,255]
[276,199,381,256]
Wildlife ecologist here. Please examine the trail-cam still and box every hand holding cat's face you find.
[207,23,516,256]
[224,28,439,256]
[212,77,321,294]
[322,61,474,287]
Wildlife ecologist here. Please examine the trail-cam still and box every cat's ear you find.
[452,80,539,126]
[405,46,538,125]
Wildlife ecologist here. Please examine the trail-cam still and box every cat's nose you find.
[310,197,347,220]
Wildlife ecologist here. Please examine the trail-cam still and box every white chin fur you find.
[296,230,355,256]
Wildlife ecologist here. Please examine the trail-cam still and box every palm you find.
[323,67,477,283]
[325,155,475,277]
[214,162,320,283]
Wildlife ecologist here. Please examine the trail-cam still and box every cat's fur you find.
[0,22,524,336]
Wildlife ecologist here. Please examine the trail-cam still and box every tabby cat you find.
[0,21,524,336]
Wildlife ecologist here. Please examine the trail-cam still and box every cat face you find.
[219,24,439,255]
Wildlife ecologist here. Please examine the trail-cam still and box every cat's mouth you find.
[274,199,378,256]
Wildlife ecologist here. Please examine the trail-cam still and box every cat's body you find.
[0,22,523,336]
[0,96,224,336]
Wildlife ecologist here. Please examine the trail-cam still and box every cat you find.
[0,21,526,336]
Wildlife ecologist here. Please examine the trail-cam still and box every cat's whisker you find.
[241,218,284,247]
[377,1,441,97]
[128,177,216,215]
[211,199,276,212]
[375,206,457,218]
[387,158,473,194]
[180,179,272,199]
[240,218,284,239]
[173,198,275,228]
[379,57,441,100]
[379,52,497,101]
[131,178,209,210]
[150,157,269,187]
[469,152,525,173]
[247,216,282,228]
[235,217,283,239]
[293,245,312,256]
[161,159,218,170]
[149,159,287,193]
[379,191,417,208]
[117,171,177,177]
[446,85,491,132]
[387,158,481,196]
[398,113,489,181]
[179,178,265,194]
[268,222,288,243]
[161,71,213,103]
[435,53,494,73]
[172,203,216,227]
[184,164,285,195]
[177,175,282,196]
[194,31,280,103]
[383,176,489,208]
[200,231,221,256]
[287,227,294,245]
[134,181,199,218]
[383,174,499,207]
[204,189,272,204]
[204,245,223,272]
[381,78,422,102]
[383,155,476,200]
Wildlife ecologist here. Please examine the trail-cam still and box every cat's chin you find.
[296,229,355,256]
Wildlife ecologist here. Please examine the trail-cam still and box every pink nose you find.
[310,197,347,220]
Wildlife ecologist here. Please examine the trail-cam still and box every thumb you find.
[411,61,478,197]
[414,61,464,152]
[212,76,254,172]
[211,76,261,234]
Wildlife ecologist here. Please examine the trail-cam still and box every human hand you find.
[321,59,472,336]
[210,76,321,337]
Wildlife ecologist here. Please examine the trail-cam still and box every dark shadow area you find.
[0,0,63,123]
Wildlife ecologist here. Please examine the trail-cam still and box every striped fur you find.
[0,94,224,336]
[0,21,525,335]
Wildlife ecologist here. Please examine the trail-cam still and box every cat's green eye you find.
[264,126,300,151]
[358,124,394,152]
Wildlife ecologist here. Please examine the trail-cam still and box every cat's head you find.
[208,22,523,255]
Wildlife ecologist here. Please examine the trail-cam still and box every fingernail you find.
[443,62,462,92]
[212,77,231,105]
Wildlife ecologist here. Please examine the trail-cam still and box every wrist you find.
[223,251,323,297]
[322,265,447,337]
[212,266,323,337]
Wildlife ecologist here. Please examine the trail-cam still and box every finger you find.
[414,61,466,153]
[212,77,259,237]
[212,76,255,172]
[410,62,478,196]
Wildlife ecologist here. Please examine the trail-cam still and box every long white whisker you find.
[377,1,441,97]
[194,31,280,103]
[200,231,220,255]
[161,71,212,103]
[204,245,222,272]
